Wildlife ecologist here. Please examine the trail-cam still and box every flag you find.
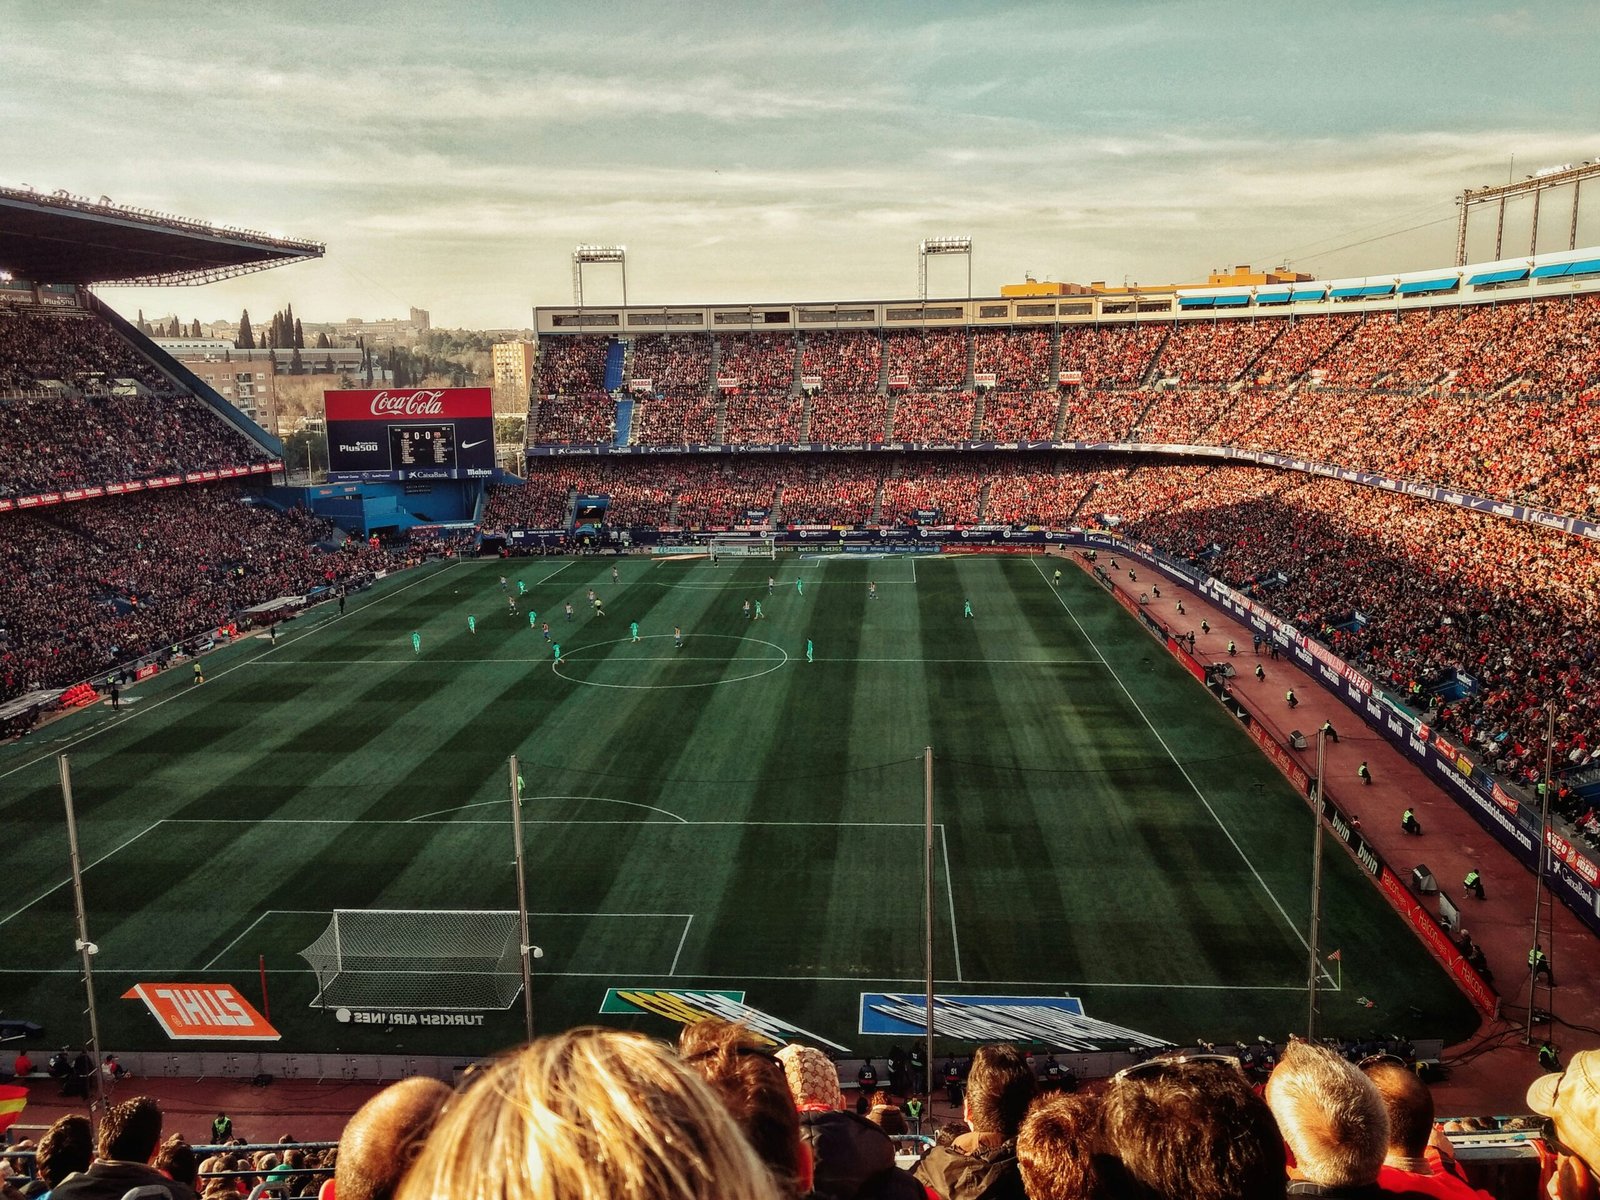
[0,1084,27,1134]
[1327,949,1342,962]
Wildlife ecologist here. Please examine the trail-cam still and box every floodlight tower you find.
[573,244,628,308]
[919,236,972,301]
[1454,160,1600,264]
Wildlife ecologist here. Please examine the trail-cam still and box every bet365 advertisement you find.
[325,387,494,482]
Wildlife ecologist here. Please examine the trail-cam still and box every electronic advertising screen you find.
[324,388,495,482]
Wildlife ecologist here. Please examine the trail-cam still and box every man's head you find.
[1101,1057,1286,1200]
[1016,1093,1112,1200]
[1528,1049,1600,1178]
[679,1021,808,1196]
[775,1044,843,1112]
[964,1043,1038,1140]
[1361,1059,1434,1160]
[1266,1041,1387,1189]
[154,1135,199,1187]
[36,1115,93,1186]
[335,1076,451,1200]
[98,1096,165,1164]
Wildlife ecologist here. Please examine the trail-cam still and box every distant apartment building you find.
[152,340,373,429]
[491,340,537,402]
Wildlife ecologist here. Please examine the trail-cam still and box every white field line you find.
[0,822,162,930]
[669,914,694,976]
[1029,556,1319,966]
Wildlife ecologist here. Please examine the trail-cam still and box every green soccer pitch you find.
[0,552,1478,1055]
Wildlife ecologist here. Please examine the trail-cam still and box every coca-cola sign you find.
[369,389,446,417]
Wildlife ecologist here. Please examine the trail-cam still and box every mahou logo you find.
[370,390,446,417]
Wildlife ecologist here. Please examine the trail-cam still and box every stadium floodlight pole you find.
[924,745,936,1098]
[1306,730,1327,1039]
[58,754,106,1118]
[1525,700,1558,1044]
[918,237,972,302]
[509,754,535,1043]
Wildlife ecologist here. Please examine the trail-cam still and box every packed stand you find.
[878,455,988,524]
[0,485,398,701]
[719,332,797,393]
[980,389,1063,440]
[532,335,608,397]
[1058,322,1166,388]
[779,457,880,525]
[801,330,880,393]
[628,333,717,445]
[891,391,976,442]
[808,391,892,444]
[0,308,274,498]
[1154,317,1283,385]
[883,329,967,389]
[972,327,1051,388]
[724,391,804,444]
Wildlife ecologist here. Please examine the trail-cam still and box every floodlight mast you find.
[918,236,972,302]
[1454,160,1600,265]
[573,244,628,308]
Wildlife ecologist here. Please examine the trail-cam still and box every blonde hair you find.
[1266,1040,1387,1188]
[397,1027,784,1200]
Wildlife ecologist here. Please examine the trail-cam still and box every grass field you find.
[0,552,1478,1056]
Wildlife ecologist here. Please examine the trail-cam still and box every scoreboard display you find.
[325,388,494,482]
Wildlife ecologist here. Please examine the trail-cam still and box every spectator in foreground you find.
[1360,1058,1489,1198]
[1266,1040,1388,1197]
[913,1042,1036,1200]
[396,1028,782,1200]
[152,1137,198,1195]
[52,1096,196,1200]
[1528,1049,1600,1200]
[774,1043,925,1200]
[34,1116,93,1200]
[679,1021,810,1198]
[1015,1093,1112,1200]
[1099,1055,1285,1200]
[333,1076,450,1200]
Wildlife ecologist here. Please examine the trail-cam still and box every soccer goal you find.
[707,535,777,560]
[298,910,524,1011]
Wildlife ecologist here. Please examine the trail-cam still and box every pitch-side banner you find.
[325,388,494,482]
[122,982,280,1041]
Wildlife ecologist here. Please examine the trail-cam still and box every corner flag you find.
[1327,949,1342,962]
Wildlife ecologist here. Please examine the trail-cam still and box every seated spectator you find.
[52,1095,197,1200]
[1015,1093,1112,1200]
[774,1043,925,1200]
[152,1137,199,1196]
[333,1077,450,1200]
[1359,1058,1488,1198]
[399,1028,783,1200]
[679,1020,810,1198]
[1266,1040,1389,1197]
[1099,1055,1285,1200]
[1527,1049,1600,1200]
[912,1042,1036,1200]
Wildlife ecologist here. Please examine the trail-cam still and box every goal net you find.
[708,535,777,560]
[298,910,524,1011]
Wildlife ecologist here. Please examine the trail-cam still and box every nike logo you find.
[461,440,486,449]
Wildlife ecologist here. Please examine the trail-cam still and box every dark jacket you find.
[50,1161,196,1200]
[911,1133,1025,1200]
[800,1109,926,1200]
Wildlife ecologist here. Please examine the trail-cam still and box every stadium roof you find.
[0,184,323,286]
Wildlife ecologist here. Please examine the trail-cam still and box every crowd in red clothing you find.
[525,294,1600,515]
[0,307,275,497]
[0,485,398,701]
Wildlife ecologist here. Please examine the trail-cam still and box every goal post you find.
[298,910,524,1011]
[707,535,777,560]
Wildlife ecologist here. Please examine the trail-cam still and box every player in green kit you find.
[517,580,526,596]
[806,639,813,664]
[963,599,973,619]
[553,643,562,663]
[797,576,804,596]
[529,611,538,629]
[630,621,640,642]
[411,631,421,654]
[468,615,477,634]
[754,600,763,620]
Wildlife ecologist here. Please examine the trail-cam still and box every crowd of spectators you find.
[0,308,275,498]
[529,391,615,445]
[21,1031,1595,1200]
[515,295,1600,515]
[532,335,608,396]
[0,485,399,701]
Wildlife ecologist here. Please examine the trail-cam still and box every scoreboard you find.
[325,388,494,482]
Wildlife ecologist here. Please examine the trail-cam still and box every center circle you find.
[553,634,790,690]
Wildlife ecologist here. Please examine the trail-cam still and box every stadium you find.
[5,163,1600,1200]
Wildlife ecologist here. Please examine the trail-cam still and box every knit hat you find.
[1528,1050,1600,1172]
[776,1044,843,1110]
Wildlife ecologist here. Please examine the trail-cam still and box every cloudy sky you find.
[6,1,1598,328]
